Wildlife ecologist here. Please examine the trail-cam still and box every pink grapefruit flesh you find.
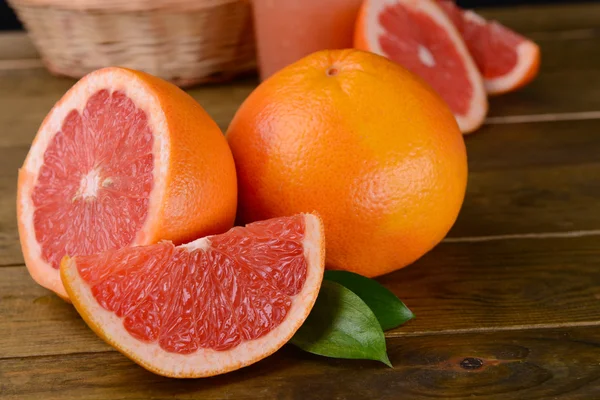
[437,0,541,94]
[18,72,166,300]
[61,213,325,378]
[355,0,487,133]
[17,67,238,300]
[32,90,153,271]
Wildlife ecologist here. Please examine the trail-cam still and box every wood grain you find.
[451,162,600,237]
[0,70,256,148]
[0,146,27,266]
[487,30,600,117]
[0,32,39,61]
[0,267,110,359]
[383,235,600,335]
[0,22,598,149]
[2,3,600,399]
[3,233,600,358]
[2,327,600,400]
[0,146,25,266]
[4,123,600,267]
[477,2,600,34]
[488,69,600,118]
[466,119,600,172]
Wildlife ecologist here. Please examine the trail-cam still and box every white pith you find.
[463,9,486,25]
[63,213,325,378]
[363,0,488,133]
[483,42,539,94]
[17,68,171,298]
[76,168,102,200]
[418,45,436,67]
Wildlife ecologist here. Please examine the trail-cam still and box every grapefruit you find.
[17,67,238,300]
[226,49,467,278]
[354,0,487,133]
[437,0,540,95]
[61,213,325,378]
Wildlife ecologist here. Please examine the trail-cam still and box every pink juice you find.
[252,0,363,80]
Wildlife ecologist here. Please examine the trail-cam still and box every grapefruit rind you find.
[483,39,540,95]
[461,10,541,95]
[17,67,171,299]
[61,213,325,378]
[356,0,488,133]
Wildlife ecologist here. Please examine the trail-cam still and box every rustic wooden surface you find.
[2,3,600,399]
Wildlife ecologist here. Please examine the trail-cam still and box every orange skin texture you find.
[227,49,468,277]
[126,68,238,245]
[17,67,237,299]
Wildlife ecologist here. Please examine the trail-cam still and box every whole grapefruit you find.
[226,49,467,277]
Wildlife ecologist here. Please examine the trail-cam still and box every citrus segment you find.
[437,0,540,94]
[61,213,325,377]
[18,67,238,299]
[354,0,487,133]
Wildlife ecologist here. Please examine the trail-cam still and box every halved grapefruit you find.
[354,0,488,133]
[17,67,238,300]
[61,213,325,378]
[437,0,540,95]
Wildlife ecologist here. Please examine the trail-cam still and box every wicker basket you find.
[8,0,256,86]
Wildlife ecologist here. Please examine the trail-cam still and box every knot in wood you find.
[460,357,483,370]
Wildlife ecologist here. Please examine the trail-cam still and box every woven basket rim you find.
[7,0,249,12]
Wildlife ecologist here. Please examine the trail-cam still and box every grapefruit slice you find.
[437,0,540,95]
[17,67,238,300]
[354,0,488,133]
[61,213,325,378]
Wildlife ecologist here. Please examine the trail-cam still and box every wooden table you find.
[1,3,600,399]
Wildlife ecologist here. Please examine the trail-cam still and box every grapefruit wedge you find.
[61,213,325,378]
[17,67,237,300]
[437,0,540,95]
[355,0,487,133]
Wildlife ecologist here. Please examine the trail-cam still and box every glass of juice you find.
[251,0,363,80]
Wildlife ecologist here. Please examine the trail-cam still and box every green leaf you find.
[290,280,392,367]
[324,270,414,331]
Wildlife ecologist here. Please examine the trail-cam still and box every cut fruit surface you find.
[61,213,325,378]
[437,0,540,95]
[354,0,487,133]
[17,67,238,299]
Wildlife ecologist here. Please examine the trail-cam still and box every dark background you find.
[0,0,596,30]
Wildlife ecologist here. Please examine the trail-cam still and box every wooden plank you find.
[451,162,600,238]
[466,119,600,172]
[477,2,600,34]
[1,4,599,399]
[2,326,600,399]
[488,69,600,118]
[487,29,600,117]
[0,31,39,61]
[0,70,256,148]
[0,26,598,149]
[0,266,111,358]
[3,233,600,358]
[0,146,27,266]
[383,235,600,335]
[4,122,600,266]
